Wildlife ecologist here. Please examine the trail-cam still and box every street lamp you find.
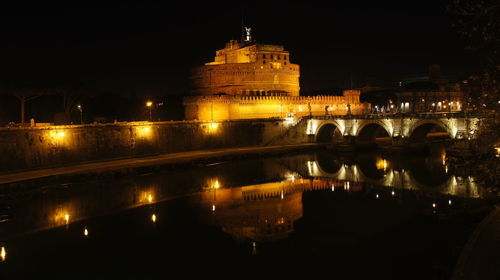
[146,101,153,121]
[77,104,83,124]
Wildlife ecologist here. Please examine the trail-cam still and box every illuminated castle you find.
[185,28,371,120]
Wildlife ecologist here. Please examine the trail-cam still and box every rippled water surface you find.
[0,150,492,279]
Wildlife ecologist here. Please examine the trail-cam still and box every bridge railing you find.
[311,111,488,120]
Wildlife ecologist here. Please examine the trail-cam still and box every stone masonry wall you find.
[0,119,307,172]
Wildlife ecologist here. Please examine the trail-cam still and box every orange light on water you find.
[376,159,388,172]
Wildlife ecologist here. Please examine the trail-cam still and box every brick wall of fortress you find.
[184,94,371,120]
[0,119,309,172]
[190,63,300,96]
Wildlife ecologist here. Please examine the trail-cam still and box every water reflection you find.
[195,180,308,242]
[0,150,485,243]
[1,246,6,262]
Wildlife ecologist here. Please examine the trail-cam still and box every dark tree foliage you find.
[449,0,499,112]
[450,0,499,141]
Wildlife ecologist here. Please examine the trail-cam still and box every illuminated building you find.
[185,29,371,120]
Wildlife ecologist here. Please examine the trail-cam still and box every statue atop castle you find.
[244,27,252,42]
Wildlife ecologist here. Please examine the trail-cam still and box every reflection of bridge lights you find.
[280,190,284,200]
[1,246,6,262]
[1,246,5,262]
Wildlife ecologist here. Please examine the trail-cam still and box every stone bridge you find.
[301,112,482,149]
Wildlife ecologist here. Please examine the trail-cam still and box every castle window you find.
[284,55,287,60]
[263,60,266,64]
[262,54,266,59]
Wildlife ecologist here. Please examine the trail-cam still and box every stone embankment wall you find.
[0,119,310,172]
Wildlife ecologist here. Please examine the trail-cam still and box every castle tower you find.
[184,32,371,120]
[189,33,300,96]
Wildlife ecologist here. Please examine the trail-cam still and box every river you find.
[0,149,493,279]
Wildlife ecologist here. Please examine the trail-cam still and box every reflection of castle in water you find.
[194,179,338,242]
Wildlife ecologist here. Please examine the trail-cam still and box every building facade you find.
[185,35,371,120]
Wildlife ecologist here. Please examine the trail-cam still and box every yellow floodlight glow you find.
[146,101,153,107]
[49,130,67,141]
[136,126,153,139]
[212,179,220,189]
[206,122,220,134]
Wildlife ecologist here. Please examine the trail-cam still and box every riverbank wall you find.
[0,119,310,172]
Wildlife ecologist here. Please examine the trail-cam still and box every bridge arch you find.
[315,121,343,143]
[408,120,452,143]
[355,121,392,147]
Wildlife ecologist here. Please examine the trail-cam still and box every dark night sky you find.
[0,1,484,95]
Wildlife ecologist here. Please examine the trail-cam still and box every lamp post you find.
[146,101,153,121]
[77,104,83,124]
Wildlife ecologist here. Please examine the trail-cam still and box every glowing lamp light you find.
[376,194,379,199]
[391,191,395,196]
[64,213,70,224]
[148,194,153,204]
[84,227,89,237]
[146,101,153,107]
[212,204,216,212]
[151,214,157,223]
[212,179,220,189]
[432,203,436,208]
[1,246,5,262]
[448,199,452,205]
[206,122,220,134]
